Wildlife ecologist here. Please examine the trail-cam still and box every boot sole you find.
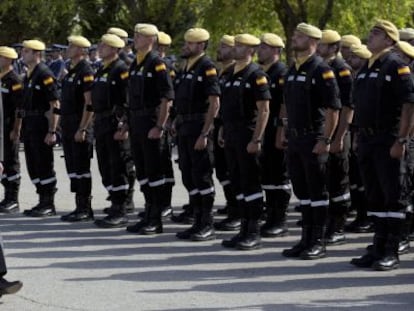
[261,231,289,238]
[191,235,216,241]
[300,253,327,260]
[0,282,23,295]
[373,263,400,271]
[236,244,262,251]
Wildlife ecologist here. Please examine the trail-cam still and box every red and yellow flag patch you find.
[83,75,94,82]
[339,69,351,77]
[256,76,268,86]
[43,76,54,86]
[12,83,22,91]
[398,66,410,76]
[205,68,217,76]
[278,77,284,85]
[120,71,129,80]
[322,70,335,80]
[155,63,167,72]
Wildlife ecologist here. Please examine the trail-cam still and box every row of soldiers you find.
[0,20,414,272]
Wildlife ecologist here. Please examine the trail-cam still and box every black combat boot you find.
[214,197,241,231]
[325,203,348,245]
[0,184,19,214]
[61,194,94,222]
[95,201,128,228]
[0,277,23,296]
[139,188,163,235]
[261,189,290,237]
[282,205,312,257]
[300,206,327,259]
[191,195,216,241]
[30,189,57,217]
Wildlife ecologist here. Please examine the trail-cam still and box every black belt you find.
[358,127,391,136]
[176,113,206,123]
[95,110,113,120]
[130,107,156,117]
[287,128,315,138]
[23,110,45,117]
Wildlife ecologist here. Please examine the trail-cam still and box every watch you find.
[397,137,408,145]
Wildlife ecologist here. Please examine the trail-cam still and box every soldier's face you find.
[21,48,35,65]
[316,43,330,57]
[0,56,9,69]
[348,54,364,70]
[292,31,310,51]
[134,32,152,51]
[233,43,251,60]
[181,41,201,58]
[340,46,352,62]
[66,44,77,59]
[367,27,389,53]
[99,43,115,59]
[257,43,274,64]
[216,43,233,62]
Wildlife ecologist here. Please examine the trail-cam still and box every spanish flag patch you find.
[339,69,351,77]
[83,75,94,82]
[120,71,129,80]
[155,63,167,72]
[43,77,54,86]
[278,77,284,85]
[205,68,217,76]
[12,83,22,91]
[322,70,335,80]
[398,66,410,76]
[256,76,268,86]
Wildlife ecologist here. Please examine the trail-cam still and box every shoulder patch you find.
[120,71,129,80]
[43,76,54,86]
[12,83,23,91]
[256,76,268,86]
[205,68,217,77]
[83,75,94,83]
[398,66,410,76]
[278,77,284,85]
[155,63,167,72]
[339,69,351,77]
[322,70,335,80]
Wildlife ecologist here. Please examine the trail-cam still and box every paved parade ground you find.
[0,148,414,310]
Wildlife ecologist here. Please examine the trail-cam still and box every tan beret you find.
[350,44,372,59]
[23,39,46,51]
[341,35,362,48]
[220,34,235,47]
[296,23,322,39]
[107,27,128,39]
[184,28,210,43]
[397,41,414,59]
[235,33,260,46]
[68,35,91,48]
[134,23,158,36]
[399,28,414,41]
[0,46,18,59]
[374,19,399,42]
[101,34,125,48]
[158,31,172,45]
[260,33,285,48]
[320,30,341,44]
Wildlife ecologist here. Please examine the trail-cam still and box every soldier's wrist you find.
[318,136,332,145]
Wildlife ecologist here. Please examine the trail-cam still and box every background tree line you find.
[1,0,414,62]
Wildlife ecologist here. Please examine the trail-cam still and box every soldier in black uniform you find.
[277,23,340,260]
[20,40,60,217]
[0,89,23,297]
[174,28,220,241]
[340,35,362,64]
[60,36,95,222]
[220,34,271,250]
[351,20,414,271]
[257,33,291,238]
[107,27,134,66]
[317,30,354,245]
[0,47,23,214]
[213,34,240,231]
[125,24,174,235]
[92,34,131,228]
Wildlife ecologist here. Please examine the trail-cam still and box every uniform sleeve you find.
[81,65,95,93]
[391,62,414,105]
[315,65,341,110]
[203,63,221,97]
[113,63,129,117]
[253,71,271,101]
[336,66,353,109]
[154,59,174,101]
[9,76,24,112]
[41,72,60,102]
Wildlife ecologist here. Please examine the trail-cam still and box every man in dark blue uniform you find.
[0,47,23,214]
[351,20,414,271]
[21,40,60,217]
[257,33,291,238]
[125,24,174,235]
[220,33,271,250]
[60,36,95,222]
[317,30,354,245]
[92,34,131,228]
[174,28,220,241]
[277,23,341,260]
[0,86,23,297]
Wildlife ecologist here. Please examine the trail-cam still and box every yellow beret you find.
[23,39,46,51]
[134,23,158,36]
[0,46,18,59]
[235,33,260,46]
[158,31,172,45]
[260,33,285,48]
[341,35,362,48]
[321,30,341,44]
[296,23,322,39]
[107,27,128,39]
[220,34,235,47]
[184,28,210,43]
[68,35,91,48]
[399,28,414,41]
[397,41,414,59]
[350,44,372,59]
[374,19,399,42]
[101,34,125,48]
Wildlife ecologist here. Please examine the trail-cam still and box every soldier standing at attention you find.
[92,34,131,228]
[21,40,60,217]
[277,23,340,260]
[0,47,23,214]
[257,33,291,238]
[60,36,95,222]
[174,28,220,241]
[220,34,271,250]
[351,20,414,271]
